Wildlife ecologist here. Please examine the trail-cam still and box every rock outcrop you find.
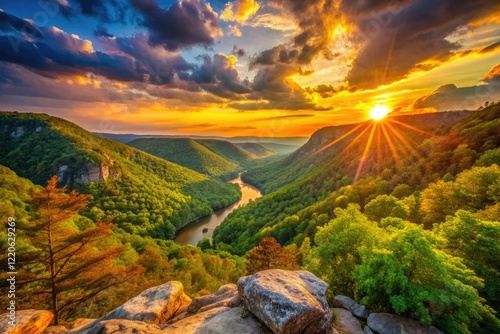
[101,281,191,324]
[187,283,241,314]
[333,295,371,319]
[367,313,444,334]
[88,319,162,333]
[332,308,364,334]
[0,309,53,334]
[238,269,332,334]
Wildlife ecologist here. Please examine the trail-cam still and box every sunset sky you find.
[1,0,499,137]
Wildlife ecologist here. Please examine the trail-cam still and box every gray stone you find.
[364,325,375,334]
[237,269,332,334]
[333,295,371,319]
[333,308,364,334]
[162,307,231,333]
[100,281,191,324]
[90,319,161,333]
[187,283,241,314]
[0,309,53,334]
[367,313,444,334]
[194,307,267,334]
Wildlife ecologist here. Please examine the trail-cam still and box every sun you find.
[370,104,390,120]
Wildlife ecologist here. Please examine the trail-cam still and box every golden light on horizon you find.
[369,104,390,120]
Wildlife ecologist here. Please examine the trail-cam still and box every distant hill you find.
[235,143,277,158]
[128,138,240,179]
[95,132,309,146]
[0,112,240,239]
[259,142,300,155]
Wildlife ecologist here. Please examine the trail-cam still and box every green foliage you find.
[128,138,241,179]
[216,107,500,253]
[0,112,241,239]
[0,168,245,320]
[436,211,500,312]
[306,204,384,297]
[354,225,496,334]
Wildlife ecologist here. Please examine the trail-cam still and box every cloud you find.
[187,53,251,98]
[344,0,500,90]
[131,0,222,51]
[0,10,42,38]
[306,84,337,98]
[221,0,260,22]
[231,45,246,57]
[481,63,500,83]
[228,24,242,37]
[479,41,500,54]
[412,65,500,111]
[246,13,298,32]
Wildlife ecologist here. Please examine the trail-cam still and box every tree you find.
[436,211,500,312]
[245,237,300,275]
[354,225,498,334]
[19,176,135,324]
[306,204,384,297]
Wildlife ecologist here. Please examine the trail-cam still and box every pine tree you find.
[19,176,134,324]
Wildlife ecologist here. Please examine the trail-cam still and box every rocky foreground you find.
[0,270,443,334]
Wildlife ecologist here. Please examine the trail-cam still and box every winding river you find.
[174,175,261,246]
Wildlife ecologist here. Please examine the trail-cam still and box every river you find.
[174,175,261,246]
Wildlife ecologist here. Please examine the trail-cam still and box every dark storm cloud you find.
[131,0,221,51]
[0,28,144,82]
[0,10,252,102]
[0,10,42,38]
[188,54,251,97]
[344,0,500,90]
[66,0,129,23]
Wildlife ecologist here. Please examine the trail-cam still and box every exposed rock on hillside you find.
[367,313,444,334]
[333,295,371,319]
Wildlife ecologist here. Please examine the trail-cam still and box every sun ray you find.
[354,122,377,182]
[388,118,440,138]
[340,122,373,154]
[314,122,367,155]
[385,122,421,159]
[380,122,400,165]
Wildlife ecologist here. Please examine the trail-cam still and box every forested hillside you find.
[211,104,500,333]
[0,112,240,239]
[214,106,499,253]
[128,138,241,179]
[234,142,277,158]
[0,165,245,322]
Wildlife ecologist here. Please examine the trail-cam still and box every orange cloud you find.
[221,0,260,23]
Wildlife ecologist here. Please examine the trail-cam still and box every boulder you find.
[237,269,332,334]
[333,295,371,319]
[0,310,53,334]
[101,281,191,324]
[162,307,231,333]
[333,308,364,334]
[42,326,67,334]
[364,326,375,334]
[88,319,161,333]
[191,307,266,334]
[64,318,95,331]
[367,313,444,334]
[187,283,241,314]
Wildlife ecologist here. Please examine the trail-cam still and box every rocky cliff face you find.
[0,270,444,334]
